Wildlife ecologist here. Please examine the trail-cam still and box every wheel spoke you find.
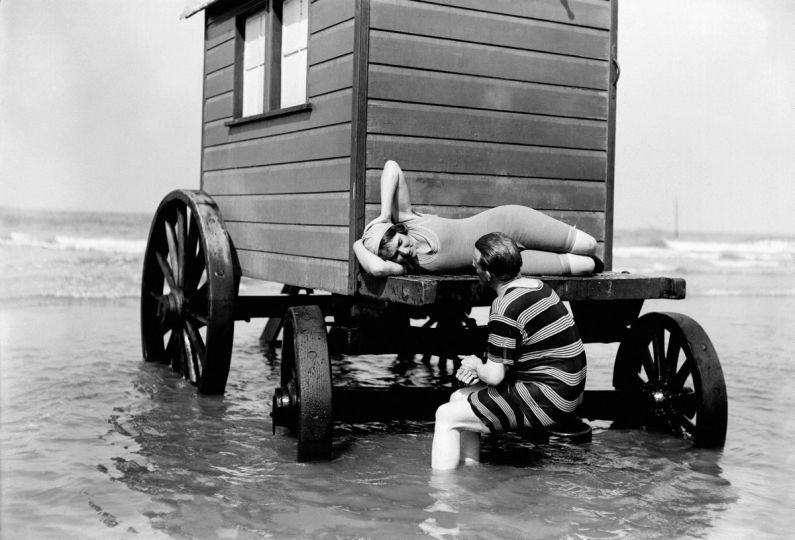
[665,331,682,384]
[181,331,191,380]
[651,328,665,381]
[155,250,177,291]
[673,358,694,389]
[164,219,179,282]
[185,310,208,328]
[672,413,696,436]
[175,206,187,287]
[184,246,205,294]
[640,346,657,383]
[185,212,200,268]
[185,319,206,377]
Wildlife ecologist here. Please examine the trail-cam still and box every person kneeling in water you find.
[431,232,587,470]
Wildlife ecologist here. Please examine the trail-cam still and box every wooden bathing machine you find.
[186,0,618,294]
[139,0,726,461]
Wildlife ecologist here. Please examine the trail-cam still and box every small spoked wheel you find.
[140,190,237,395]
[272,305,333,461]
[613,312,727,447]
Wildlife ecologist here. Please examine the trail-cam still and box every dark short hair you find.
[378,223,408,260]
[474,232,522,281]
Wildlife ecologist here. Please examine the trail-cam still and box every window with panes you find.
[236,0,309,118]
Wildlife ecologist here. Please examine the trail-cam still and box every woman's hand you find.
[460,356,482,371]
[365,215,392,230]
[456,356,482,385]
[456,367,479,385]
[353,240,406,277]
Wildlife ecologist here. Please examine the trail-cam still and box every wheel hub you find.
[643,384,693,417]
[167,288,186,314]
[271,383,298,434]
[156,288,185,323]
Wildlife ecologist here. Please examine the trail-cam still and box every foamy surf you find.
[613,237,795,273]
[0,232,146,255]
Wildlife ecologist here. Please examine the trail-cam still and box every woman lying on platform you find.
[353,160,601,278]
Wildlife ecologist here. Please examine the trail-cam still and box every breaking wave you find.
[0,232,146,255]
[613,238,795,273]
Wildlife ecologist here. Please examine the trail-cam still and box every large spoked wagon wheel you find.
[272,305,333,461]
[613,312,727,448]
[141,190,238,395]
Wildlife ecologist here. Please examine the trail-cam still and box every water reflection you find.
[113,328,735,538]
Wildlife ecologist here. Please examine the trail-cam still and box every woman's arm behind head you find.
[353,240,406,278]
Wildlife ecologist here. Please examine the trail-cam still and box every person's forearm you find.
[353,240,405,277]
[379,160,400,220]
[476,361,505,385]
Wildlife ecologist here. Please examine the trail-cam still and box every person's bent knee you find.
[435,402,458,427]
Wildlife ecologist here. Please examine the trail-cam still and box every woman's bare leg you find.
[519,250,595,276]
[432,393,489,470]
[449,385,484,465]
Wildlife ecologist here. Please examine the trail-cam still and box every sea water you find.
[1,207,794,539]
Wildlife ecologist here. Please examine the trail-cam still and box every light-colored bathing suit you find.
[402,205,578,275]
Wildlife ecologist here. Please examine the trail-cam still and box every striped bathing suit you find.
[468,279,587,432]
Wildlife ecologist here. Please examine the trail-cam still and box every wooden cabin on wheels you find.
[140,0,727,461]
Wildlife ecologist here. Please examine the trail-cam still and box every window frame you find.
[228,0,311,126]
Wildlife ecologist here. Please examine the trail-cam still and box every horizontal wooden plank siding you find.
[205,66,234,99]
[308,54,354,97]
[215,192,350,226]
[360,0,614,274]
[204,92,233,123]
[236,249,349,293]
[310,0,356,33]
[206,18,235,50]
[308,19,355,65]
[420,0,612,29]
[225,222,349,260]
[367,136,605,180]
[204,158,350,195]
[204,124,351,170]
[200,0,357,293]
[368,66,607,120]
[364,172,606,210]
[367,101,607,150]
[371,0,609,60]
[205,38,234,75]
[369,31,608,90]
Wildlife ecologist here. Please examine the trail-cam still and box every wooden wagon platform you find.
[357,272,686,306]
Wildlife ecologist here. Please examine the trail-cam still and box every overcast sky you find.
[1,0,793,235]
